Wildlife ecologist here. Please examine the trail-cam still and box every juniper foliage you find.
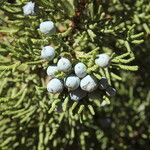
[0,0,149,149]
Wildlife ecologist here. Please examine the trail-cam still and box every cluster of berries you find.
[23,2,116,101]
[40,46,116,101]
[45,56,116,101]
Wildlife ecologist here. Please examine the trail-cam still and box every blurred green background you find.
[0,0,150,149]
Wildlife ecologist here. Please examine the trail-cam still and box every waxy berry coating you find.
[41,46,55,60]
[95,53,110,67]
[80,75,98,92]
[47,78,63,93]
[64,75,80,91]
[47,65,58,77]
[23,1,35,16]
[74,63,87,78]
[57,57,72,72]
[39,21,55,34]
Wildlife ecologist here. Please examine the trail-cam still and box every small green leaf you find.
[0,26,19,33]
[59,0,75,17]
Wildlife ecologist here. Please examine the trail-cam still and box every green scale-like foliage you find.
[0,0,149,149]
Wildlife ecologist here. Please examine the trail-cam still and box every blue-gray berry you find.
[23,2,35,16]
[95,53,110,67]
[64,75,80,91]
[41,46,55,60]
[80,75,98,92]
[39,21,55,34]
[47,65,58,77]
[74,62,87,78]
[57,57,72,72]
[47,78,64,93]
[69,88,87,101]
